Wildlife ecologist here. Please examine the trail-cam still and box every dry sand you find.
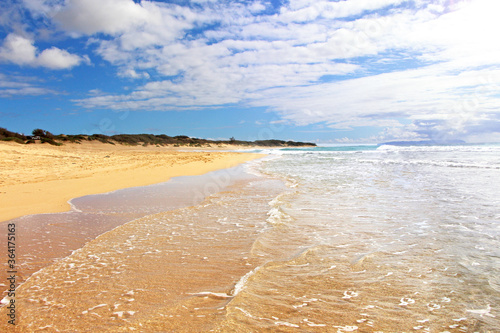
[0,141,263,223]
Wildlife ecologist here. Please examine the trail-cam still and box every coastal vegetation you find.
[0,127,316,147]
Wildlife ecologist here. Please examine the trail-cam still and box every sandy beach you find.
[0,141,263,223]
[0,140,277,331]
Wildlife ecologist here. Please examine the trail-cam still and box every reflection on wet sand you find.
[0,169,286,332]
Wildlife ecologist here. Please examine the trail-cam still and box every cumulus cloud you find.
[5,0,500,142]
[0,34,37,65]
[52,0,202,47]
[37,47,87,69]
[0,33,86,69]
[53,0,150,35]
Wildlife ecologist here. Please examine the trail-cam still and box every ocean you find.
[229,143,500,332]
[2,144,499,332]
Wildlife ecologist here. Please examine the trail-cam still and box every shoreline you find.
[0,141,264,223]
[0,144,269,306]
[0,162,288,331]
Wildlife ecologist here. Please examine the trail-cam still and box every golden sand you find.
[0,175,286,332]
[0,141,269,332]
[0,141,263,223]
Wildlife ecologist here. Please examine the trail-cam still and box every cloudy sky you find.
[1,0,499,143]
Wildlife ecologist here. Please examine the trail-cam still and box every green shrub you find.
[1,137,25,144]
[0,128,27,142]
[41,138,62,146]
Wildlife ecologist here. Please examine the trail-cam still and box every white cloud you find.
[0,73,57,97]
[37,47,86,69]
[8,0,500,141]
[0,33,86,69]
[248,1,266,14]
[53,0,150,35]
[118,68,150,79]
[279,0,405,23]
[254,65,500,127]
[0,34,37,65]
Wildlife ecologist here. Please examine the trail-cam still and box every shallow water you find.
[1,145,499,332]
[0,165,249,297]
[221,145,500,332]
[0,163,288,332]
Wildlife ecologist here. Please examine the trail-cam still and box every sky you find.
[1,0,500,144]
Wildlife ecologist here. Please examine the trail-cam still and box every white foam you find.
[0,296,11,306]
[86,303,107,312]
[304,319,326,327]
[235,306,255,318]
[427,303,441,311]
[399,297,415,306]
[292,303,308,308]
[68,199,83,213]
[37,325,55,330]
[266,207,288,225]
[275,320,299,328]
[466,304,495,317]
[333,325,358,332]
[188,291,232,299]
[342,291,358,299]
[452,317,467,322]
[232,267,260,296]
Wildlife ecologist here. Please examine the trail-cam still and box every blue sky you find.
[1,0,500,143]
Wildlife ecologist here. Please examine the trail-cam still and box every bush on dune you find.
[0,127,28,143]
[0,127,317,147]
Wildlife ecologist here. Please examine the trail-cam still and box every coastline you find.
[0,141,264,223]
[0,142,269,311]
[0,162,288,331]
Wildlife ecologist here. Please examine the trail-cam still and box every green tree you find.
[32,129,54,138]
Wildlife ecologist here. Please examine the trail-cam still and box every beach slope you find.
[0,142,262,223]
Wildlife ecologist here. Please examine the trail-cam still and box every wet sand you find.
[0,141,263,222]
[0,162,287,332]
[0,165,258,295]
[0,141,267,330]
